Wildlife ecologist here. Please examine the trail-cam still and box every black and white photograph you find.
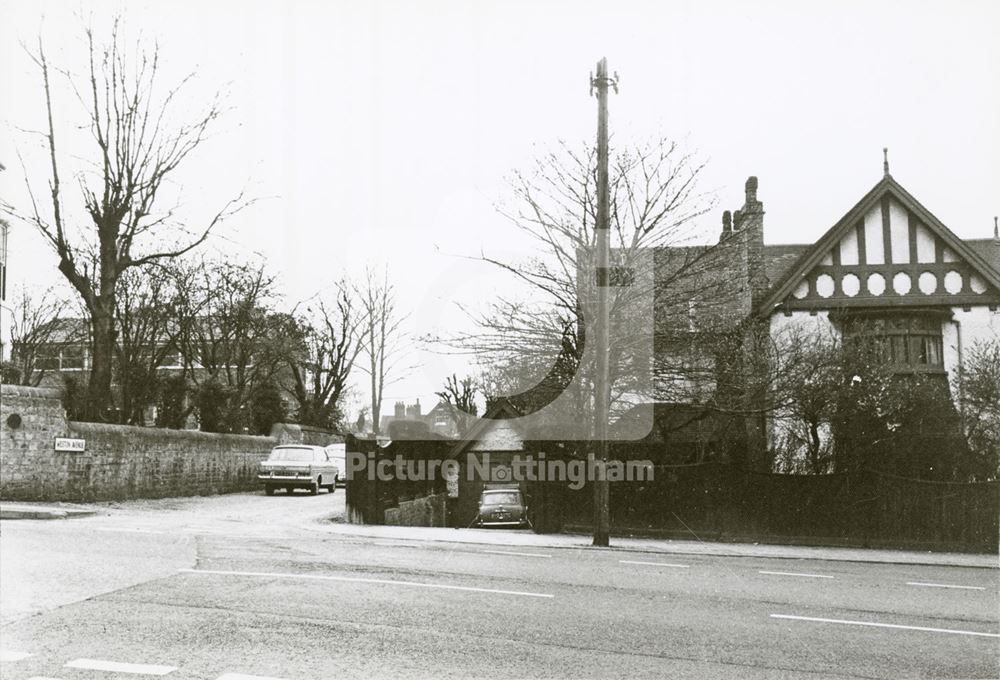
[0,1,998,678]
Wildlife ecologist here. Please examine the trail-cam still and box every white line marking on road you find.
[64,658,177,675]
[482,550,552,558]
[620,560,690,569]
[0,650,32,662]
[771,614,1000,638]
[179,568,554,599]
[759,570,834,579]
[216,674,291,680]
[906,581,987,591]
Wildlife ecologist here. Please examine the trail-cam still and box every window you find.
[268,447,316,462]
[36,347,61,370]
[843,315,944,370]
[61,345,85,370]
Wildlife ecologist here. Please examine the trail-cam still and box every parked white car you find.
[324,442,347,487]
[258,445,339,496]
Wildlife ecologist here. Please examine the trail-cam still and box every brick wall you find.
[0,384,279,501]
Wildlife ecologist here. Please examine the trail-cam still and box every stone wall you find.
[384,493,447,527]
[0,383,304,501]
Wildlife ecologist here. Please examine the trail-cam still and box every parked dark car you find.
[475,485,529,528]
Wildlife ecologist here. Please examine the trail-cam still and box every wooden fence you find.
[554,463,998,552]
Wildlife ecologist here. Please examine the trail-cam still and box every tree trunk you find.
[370,370,380,436]
[809,421,822,474]
[86,300,115,421]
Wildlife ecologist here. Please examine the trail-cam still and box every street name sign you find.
[54,437,86,452]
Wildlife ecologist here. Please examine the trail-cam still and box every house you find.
[379,399,472,439]
[652,160,1000,476]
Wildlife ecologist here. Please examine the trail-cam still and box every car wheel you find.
[264,485,274,496]
[309,480,319,496]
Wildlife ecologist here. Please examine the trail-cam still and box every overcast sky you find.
[2,0,998,414]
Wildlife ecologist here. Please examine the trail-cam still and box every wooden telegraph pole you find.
[591,58,617,547]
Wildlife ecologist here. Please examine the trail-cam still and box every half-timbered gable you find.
[759,175,1000,315]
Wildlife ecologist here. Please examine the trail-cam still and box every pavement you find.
[3,498,996,569]
[0,502,98,520]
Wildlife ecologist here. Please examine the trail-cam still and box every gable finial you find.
[994,216,998,240]
[883,147,890,178]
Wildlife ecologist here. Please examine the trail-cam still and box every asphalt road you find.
[1,491,997,679]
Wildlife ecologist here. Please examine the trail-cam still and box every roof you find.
[763,244,809,288]
[966,238,1000,274]
[28,317,88,344]
[448,397,524,458]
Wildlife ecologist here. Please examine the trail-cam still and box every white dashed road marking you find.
[906,581,987,591]
[482,550,552,558]
[180,568,554,599]
[771,614,1000,638]
[620,560,690,569]
[64,658,177,675]
[0,650,32,662]
[759,570,834,579]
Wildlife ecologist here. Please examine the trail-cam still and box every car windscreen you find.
[482,492,520,505]
[268,448,315,462]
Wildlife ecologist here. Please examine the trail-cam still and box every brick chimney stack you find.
[744,176,761,211]
[740,176,766,305]
[720,210,733,242]
[394,401,405,418]
[406,399,422,418]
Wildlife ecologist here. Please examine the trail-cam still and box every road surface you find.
[1,491,997,679]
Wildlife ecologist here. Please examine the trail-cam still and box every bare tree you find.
[436,138,717,429]
[435,373,478,436]
[7,18,248,419]
[6,286,78,386]
[356,267,410,436]
[767,327,847,474]
[955,338,1000,480]
[288,282,363,430]
[769,322,982,479]
[173,258,292,431]
[113,263,180,424]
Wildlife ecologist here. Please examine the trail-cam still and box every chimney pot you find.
[722,210,732,232]
[745,176,758,203]
[733,209,744,230]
